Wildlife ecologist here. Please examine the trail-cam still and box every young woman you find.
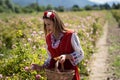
[32,10,84,80]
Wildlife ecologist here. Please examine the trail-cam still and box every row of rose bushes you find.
[111,10,120,27]
[0,11,107,80]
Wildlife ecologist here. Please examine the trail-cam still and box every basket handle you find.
[55,60,64,72]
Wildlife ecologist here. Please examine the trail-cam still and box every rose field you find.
[0,10,120,80]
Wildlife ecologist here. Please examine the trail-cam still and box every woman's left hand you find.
[54,54,72,64]
[59,55,66,64]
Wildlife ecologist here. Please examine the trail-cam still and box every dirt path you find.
[88,22,109,80]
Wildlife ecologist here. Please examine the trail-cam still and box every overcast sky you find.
[89,0,120,4]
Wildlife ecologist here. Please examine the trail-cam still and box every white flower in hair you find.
[47,12,52,17]
[44,11,55,19]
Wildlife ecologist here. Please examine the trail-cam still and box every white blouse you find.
[43,32,84,67]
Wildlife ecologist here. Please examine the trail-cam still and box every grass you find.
[107,10,120,79]
[112,56,120,77]
[109,43,120,54]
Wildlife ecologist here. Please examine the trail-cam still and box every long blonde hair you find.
[43,10,67,37]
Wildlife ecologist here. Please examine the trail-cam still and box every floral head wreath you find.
[43,11,55,19]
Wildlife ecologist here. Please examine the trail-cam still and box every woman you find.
[32,10,84,80]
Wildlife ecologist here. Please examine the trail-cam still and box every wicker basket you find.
[45,60,75,80]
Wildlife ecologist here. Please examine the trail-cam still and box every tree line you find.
[0,0,120,13]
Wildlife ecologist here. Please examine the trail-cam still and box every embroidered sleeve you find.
[70,33,84,66]
[43,45,51,68]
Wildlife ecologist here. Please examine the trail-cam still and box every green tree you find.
[5,0,14,12]
[112,3,120,9]
[0,0,4,5]
[103,3,111,10]
[14,5,22,13]
[37,6,46,12]
[0,0,15,13]
[92,4,100,10]
[72,5,80,11]
[46,4,54,10]
[84,5,93,10]
[55,6,65,12]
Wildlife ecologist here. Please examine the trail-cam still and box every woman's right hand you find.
[31,64,44,71]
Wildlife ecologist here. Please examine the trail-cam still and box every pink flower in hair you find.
[44,11,47,16]
[50,13,54,19]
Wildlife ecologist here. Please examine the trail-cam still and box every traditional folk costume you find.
[44,30,84,80]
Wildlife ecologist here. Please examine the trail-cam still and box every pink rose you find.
[35,74,41,80]
[24,66,30,72]
[0,74,3,79]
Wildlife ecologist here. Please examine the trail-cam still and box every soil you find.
[88,19,120,80]
[88,22,109,80]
